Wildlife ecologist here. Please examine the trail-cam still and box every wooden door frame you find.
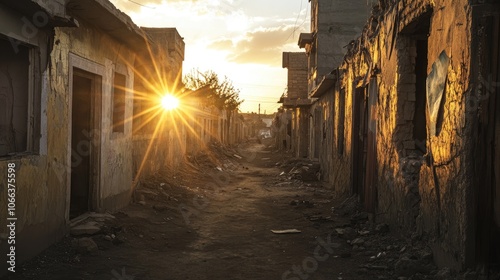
[66,53,104,222]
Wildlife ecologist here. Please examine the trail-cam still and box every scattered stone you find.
[290,200,299,206]
[104,235,113,242]
[112,235,126,245]
[70,222,101,236]
[418,248,433,262]
[375,223,389,233]
[138,201,146,206]
[358,230,370,236]
[72,237,98,254]
[335,227,356,239]
[351,238,365,246]
[435,267,451,279]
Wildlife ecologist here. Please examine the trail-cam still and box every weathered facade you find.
[298,0,370,184]
[299,0,500,271]
[0,0,248,273]
[131,27,187,179]
[0,0,143,267]
[279,52,311,158]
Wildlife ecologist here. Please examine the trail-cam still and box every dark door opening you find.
[352,87,368,197]
[474,4,500,267]
[414,38,428,153]
[70,68,100,219]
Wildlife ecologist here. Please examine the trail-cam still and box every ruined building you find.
[297,0,370,184]
[288,0,500,271]
[0,0,248,271]
[277,52,310,158]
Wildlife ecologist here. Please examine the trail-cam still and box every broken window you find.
[0,36,38,157]
[112,72,126,133]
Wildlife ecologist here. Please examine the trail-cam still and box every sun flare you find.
[161,94,180,111]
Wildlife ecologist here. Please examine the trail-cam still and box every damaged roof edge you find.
[66,0,150,50]
[310,72,338,98]
[2,0,77,27]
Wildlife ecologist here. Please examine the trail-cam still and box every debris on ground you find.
[271,229,301,234]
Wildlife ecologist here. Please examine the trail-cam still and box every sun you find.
[160,94,180,110]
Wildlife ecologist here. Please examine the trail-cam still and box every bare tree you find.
[183,69,243,111]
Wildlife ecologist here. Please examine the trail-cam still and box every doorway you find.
[70,68,101,219]
[474,3,500,266]
[352,86,368,198]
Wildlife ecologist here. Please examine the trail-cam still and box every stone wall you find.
[335,0,477,270]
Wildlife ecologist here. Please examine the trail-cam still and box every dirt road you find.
[2,141,438,280]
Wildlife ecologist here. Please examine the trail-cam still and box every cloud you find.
[111,0,164,13]
[208,39,234,49]
[111,0,240,15]
[208,25,304,66]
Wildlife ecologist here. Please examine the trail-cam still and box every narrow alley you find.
[2,140,444,280]
[1,0,500,278]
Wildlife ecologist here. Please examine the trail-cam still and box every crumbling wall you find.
[338,0,474,270]
[0,2,68,268]
[55,18,138,212]
[316,92,334,183]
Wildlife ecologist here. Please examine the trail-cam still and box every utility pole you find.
[258,104,261,119]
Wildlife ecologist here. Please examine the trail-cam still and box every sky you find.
[109,0,311,114]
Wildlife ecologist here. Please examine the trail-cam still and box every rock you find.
[418,248,433,263]
[351,238,365,246]
[435,267,451,279]
[335,227,356,240]
[72,237,98,254]
[112,235,126,245]
[70,222,101,236]
[104,235,113,242]
[138,201,146,206]
[375,223,389,233]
